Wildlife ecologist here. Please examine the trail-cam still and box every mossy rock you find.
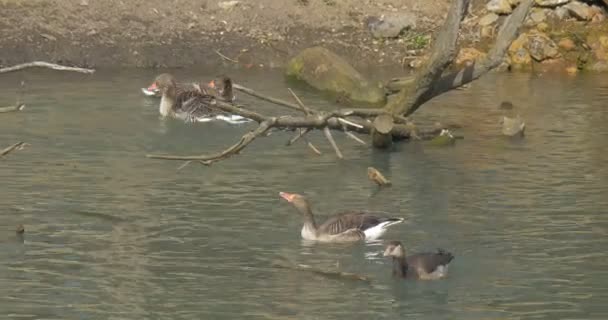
[285,47,386,107]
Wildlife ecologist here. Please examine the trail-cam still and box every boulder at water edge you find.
[285,47,386,106]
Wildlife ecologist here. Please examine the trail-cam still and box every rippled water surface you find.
[1,68,607,319]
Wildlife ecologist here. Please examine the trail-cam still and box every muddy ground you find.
[0,0,477,69]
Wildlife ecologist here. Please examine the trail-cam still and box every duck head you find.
[383,241,406,258]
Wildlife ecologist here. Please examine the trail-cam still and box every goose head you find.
[279,192,311,215]
[149,73,177,98]
[208,75,234,101]
[383,241,406,258]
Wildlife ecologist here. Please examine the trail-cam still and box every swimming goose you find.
[279,192,404,242]
[383,241,454,280]
[149,73,249,124]
[499,101,525,137]
[207,75,236,102]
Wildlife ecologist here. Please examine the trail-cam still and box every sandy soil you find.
[0,0,458,69]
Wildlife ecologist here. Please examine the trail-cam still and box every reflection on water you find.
[1,69,608,319]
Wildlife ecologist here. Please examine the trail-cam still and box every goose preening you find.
[207,75,236,102]
[279,192,404,242]
[148,73,250,124]
[383,241,454,280]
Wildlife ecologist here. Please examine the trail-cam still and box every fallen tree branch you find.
[323,127,343,159]
[0,61,95,74]
[233,83,304,112]
[1,142,26,158]
[0,104,25,113]
[147,119,275,163]
[418,0,534,106]
[384,0,470,117]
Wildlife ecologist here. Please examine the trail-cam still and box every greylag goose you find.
[207,75,236,102]
[279,192,404,242]
[149,73,249,124]
[383,241,454,280]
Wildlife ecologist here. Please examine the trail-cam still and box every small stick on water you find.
[338,117,364,129]
[0,61,95,74]
[214,49,239,63]
[367,167,392,187]
[1,142,26,158]
[287,88,314,114]
[271,258,370,283]
[306,140,322,155]
[341,123,366,145]
[0,104,25,113]
[287,128,311,146]
[323,127,343,159]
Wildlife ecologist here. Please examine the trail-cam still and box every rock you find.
[218,1,240,10]
[530,9,548,24]
[478,13,499,26]
[487,0,512,14]
[285,47,385,106]
[535,0,570,7]
[367,13,417,38]
[558,38,576,51]
[565,1,593,21]
[590,6,606,23]
[455,48,486,66]
[508,0,522,5]
[508,33,533,67]
[429,130,456,146]
[526,32,559,61]
[565,66,578,74]
[588,61,608,71]
[501,116,525,137]
[480,25,495,38]
[536,22,549,32]
[554,6,571,19]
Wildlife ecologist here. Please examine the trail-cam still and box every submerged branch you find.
[0,104,25,113]
[1,142,26,158]
[0,61,95,74]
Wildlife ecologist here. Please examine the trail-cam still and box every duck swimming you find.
[279,192,404,242]
[383,241,454,280]
[148,73,249,124]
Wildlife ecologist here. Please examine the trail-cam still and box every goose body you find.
[383,241,454,280]
[148,73,249,124]
[280,192,404,242]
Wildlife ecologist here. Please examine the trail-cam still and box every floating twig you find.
[0,104,25,113]
[367,167,392,187]
[214,49,239,63]
[0,61,94,74]
[1,142,26,158]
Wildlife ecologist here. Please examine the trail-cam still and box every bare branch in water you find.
[0,104,25,113]
[1,142,26,158]
[0,61,95,74]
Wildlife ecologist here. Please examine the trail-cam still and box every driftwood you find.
[367,167,391,187]
[147,0,534,166]
[0,61,95,74]
[271,258,370,283]
[0,142,26,158]
[0,104,25,113]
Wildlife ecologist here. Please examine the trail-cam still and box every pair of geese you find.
[279,192,454,280]
[146,73,251,124]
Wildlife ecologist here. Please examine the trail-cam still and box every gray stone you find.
[588,61,608,72]
[526,32,559,61]
[501,116,525,137]
[367,13,417,38]
[285,47,386,106]
[535,0,570,7]
[554,6,571,19]
[565,1,593,21]
[478,13,500,26]
[530,10,548,23]
[487,0,513,14]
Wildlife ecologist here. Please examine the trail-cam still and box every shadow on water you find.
[1,68,608,319]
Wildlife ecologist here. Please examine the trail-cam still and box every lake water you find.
[1,68,607,319]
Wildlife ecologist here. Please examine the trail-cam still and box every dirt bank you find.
[0,0,456,69]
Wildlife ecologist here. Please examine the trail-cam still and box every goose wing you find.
[317,211,400,235]
[407,249,454,275]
